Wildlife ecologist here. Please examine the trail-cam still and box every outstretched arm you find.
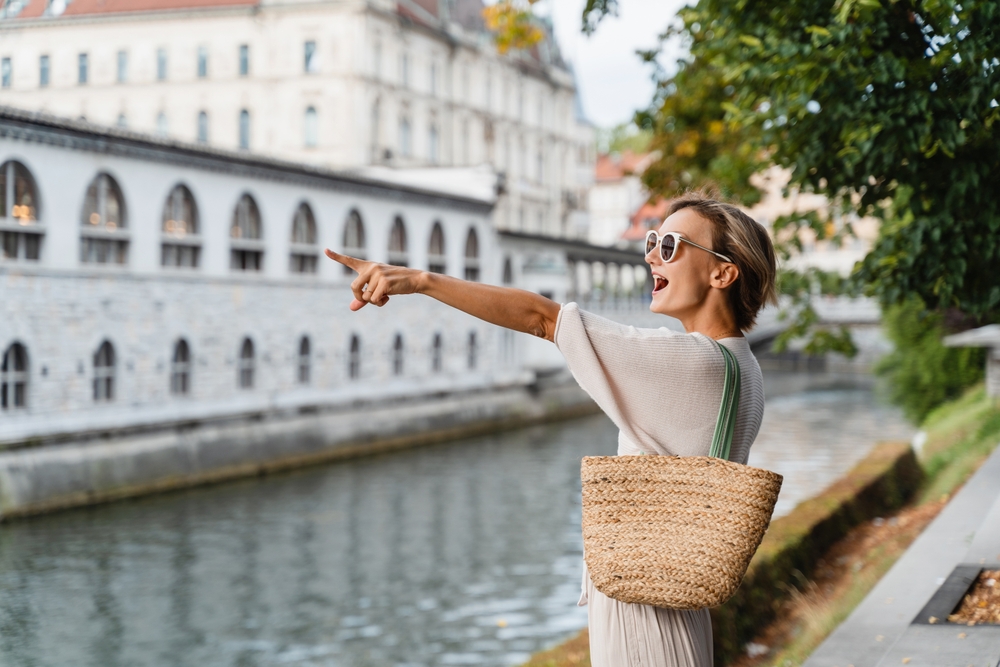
[325,249,560,342]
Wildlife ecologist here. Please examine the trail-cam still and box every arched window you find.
[170,339,190,395]
[502,257,513,285]
[290,202,318,274]
[427,222,446,274]
[342,209,366,274]
[81,173,128,265]
[388,216,408,266]
[239,109,250,150]
[93,340,115,402]
[298,335,311,384]
[348,335,360,380]
[304,106,318,148]
[156,112,169,137]
[1,160,42,262]
[238,338,254,389]
[116,114,127,129]
[431,333,442,373]
[467,331,477,370]
[230,193,263,271]
[197,111,209,144]
[1,342,28,409]
[392,334,404,376]
[161,184,200,268]
[464,228,480,282]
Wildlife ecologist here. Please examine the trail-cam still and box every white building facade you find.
[0,0,594,239]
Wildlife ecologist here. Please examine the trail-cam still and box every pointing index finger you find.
[325,248,364,272]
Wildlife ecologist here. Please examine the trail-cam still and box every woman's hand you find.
[324,249,423,311]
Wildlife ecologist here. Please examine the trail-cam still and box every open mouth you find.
[653,275,668,294]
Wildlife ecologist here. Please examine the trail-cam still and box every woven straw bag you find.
[581,343,783,609]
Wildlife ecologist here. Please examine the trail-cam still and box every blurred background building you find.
[0,0,594,239]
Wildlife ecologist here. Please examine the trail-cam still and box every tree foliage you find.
[484,0,544,54]
[875,297,985,422]
[585,0,1000,323]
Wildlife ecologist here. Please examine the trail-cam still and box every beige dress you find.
[554,303,766,667]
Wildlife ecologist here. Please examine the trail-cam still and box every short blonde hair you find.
[667,193,777,331]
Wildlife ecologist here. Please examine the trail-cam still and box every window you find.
[1,160,43,262]
[230,193,263,271]
[399,52,409,87]
[156,112,168,137]
[464,228,480,281]
[39,55,49,87]
[461,118,470,164]
[370,99,381,160]
[388,216,407,266]
[467,331,477,370]
[428,124,439,163]
[197,111,209,143]
[116,114,127,129]
[399,117,411,157]
[348,335,360,380]
[429,62,437,95]
[238,338,254,389]
[1,342,28,409]
[290,202,317,274]
[93,340,115,402]
[156,48,168,81]
[297,336,310,384]
[239,109,250,150]
[238,44,249,76]
[304,40,317,73]
[342,209,365,274]
[78,53,88,85]
[2,57,11,88]
[116,50,127,83]
[392,334,404,376]
[373,40,381,79]
[304,106,318,147]
[431,333,442,373]
[170,339,191,395]
[502,257,513,285]
[161,184,200,268]
[197,46,208,78]
[80,173,128,265]
[427,222,445,274]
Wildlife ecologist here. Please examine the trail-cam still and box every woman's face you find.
[646,208,724,319]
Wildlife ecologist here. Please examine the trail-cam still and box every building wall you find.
[0,116,525,444]
[0,0,594,239]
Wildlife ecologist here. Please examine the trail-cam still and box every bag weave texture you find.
[581,455,783,609]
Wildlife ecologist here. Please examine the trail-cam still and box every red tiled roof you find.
[595,150,651,182]
[622,197,669,240]
[12,0,258,19]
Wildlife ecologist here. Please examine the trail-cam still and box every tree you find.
[583,0,1000,323]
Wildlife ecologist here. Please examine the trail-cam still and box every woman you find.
[325,193,777,666]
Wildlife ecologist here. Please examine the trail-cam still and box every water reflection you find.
[0,371,913,667]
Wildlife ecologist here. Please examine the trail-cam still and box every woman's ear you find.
[711,263,739,290]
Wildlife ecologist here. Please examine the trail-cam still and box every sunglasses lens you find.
[645,232,657,256]
[661,234,676,262]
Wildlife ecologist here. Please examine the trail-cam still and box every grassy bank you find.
[521,384,1000,667]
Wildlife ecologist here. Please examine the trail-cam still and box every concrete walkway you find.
[804,443,1000,667]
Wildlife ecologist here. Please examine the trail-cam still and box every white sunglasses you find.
[645,230,733,264]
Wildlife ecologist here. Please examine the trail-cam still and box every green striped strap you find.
[709,343,741,461]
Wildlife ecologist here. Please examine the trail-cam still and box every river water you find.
[0,371,914,667]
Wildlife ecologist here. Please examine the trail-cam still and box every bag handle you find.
[709,343,741,461]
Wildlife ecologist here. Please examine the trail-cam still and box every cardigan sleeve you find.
[553,302,728,457]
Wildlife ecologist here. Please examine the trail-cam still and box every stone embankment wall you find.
[0,377,597,520]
